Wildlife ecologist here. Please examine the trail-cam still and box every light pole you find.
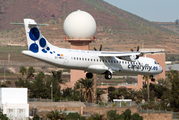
[50,82,53,102]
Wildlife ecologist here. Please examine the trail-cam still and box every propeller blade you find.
[99,43,102,51]
[93,46,97,51]
[137,44,139,51]
[130,48,133,52]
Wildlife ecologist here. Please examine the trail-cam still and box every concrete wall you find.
[0,88,27,107]
[29,102,172,120]
[3,104,29,120]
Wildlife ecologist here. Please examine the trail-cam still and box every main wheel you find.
[105,71,112,79]
[151,78,155,82]
[86,73,93,79]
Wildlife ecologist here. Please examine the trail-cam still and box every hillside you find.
[0,0,179,55]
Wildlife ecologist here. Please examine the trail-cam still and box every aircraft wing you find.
[98,50,164,61]
[99,50,164,57]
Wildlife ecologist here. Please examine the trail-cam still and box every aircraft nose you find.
[159,66,163,73]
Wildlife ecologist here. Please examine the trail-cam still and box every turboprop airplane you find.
[16,19,164,80]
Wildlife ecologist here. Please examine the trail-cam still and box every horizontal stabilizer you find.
[11,23,49,26]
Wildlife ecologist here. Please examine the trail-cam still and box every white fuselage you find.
[23,47,163,76]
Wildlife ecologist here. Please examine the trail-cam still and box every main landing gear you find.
[86,73,93,79]
[86,71,112,80]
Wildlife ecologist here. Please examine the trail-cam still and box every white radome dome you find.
[63,10,96,39]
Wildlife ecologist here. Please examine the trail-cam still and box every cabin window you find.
[88,58,89,61]
[85,58,87,61]
[77,58,78,60]
[79,58,81,60]
[97,59,98,62]
[91,59,93,61]
[122,61,124,64]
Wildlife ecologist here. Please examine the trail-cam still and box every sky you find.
[103,0,179,22]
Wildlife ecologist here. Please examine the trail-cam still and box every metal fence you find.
[28,98,54,102]
[139,109,179,120]
[173,112,179,120]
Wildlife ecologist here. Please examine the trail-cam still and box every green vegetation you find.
[66,112,86,120]
[46,110,66,120]
[2,66,179,113]
[0,111,9,120]
[96,88,105,103]
[107,109,143,120]
[36,109,143,120]
[77,78,94,103]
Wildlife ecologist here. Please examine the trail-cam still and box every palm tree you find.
[51,70,65,84]
[78,78,94,103]
[158,78,171,89]
[27,66,35,81]
[130,89,137,101]
[142,75,150,101]
[46,110,66,120]
[135,99,141,108]
[19,66,27,78]
[88,113,107,120]
[113,91,119,99]
[96,88,105,103]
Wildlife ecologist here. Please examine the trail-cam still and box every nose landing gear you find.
[105,71,112,79]
[150,75,155,82]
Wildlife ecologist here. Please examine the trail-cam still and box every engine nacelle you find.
[117,55,138,62]
[130,55,137,61]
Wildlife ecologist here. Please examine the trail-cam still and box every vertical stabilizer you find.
[23,19,53,53]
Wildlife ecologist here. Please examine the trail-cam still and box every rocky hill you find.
[0,0,179,55]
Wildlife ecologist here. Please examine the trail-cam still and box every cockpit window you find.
[154,61,158,64]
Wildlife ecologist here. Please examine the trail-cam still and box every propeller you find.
[129,44,141,61]
[130,44,140,52]
[93,43,102,51]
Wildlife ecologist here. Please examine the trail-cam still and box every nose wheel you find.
[150,75,155,82]
[105,71,112,79]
